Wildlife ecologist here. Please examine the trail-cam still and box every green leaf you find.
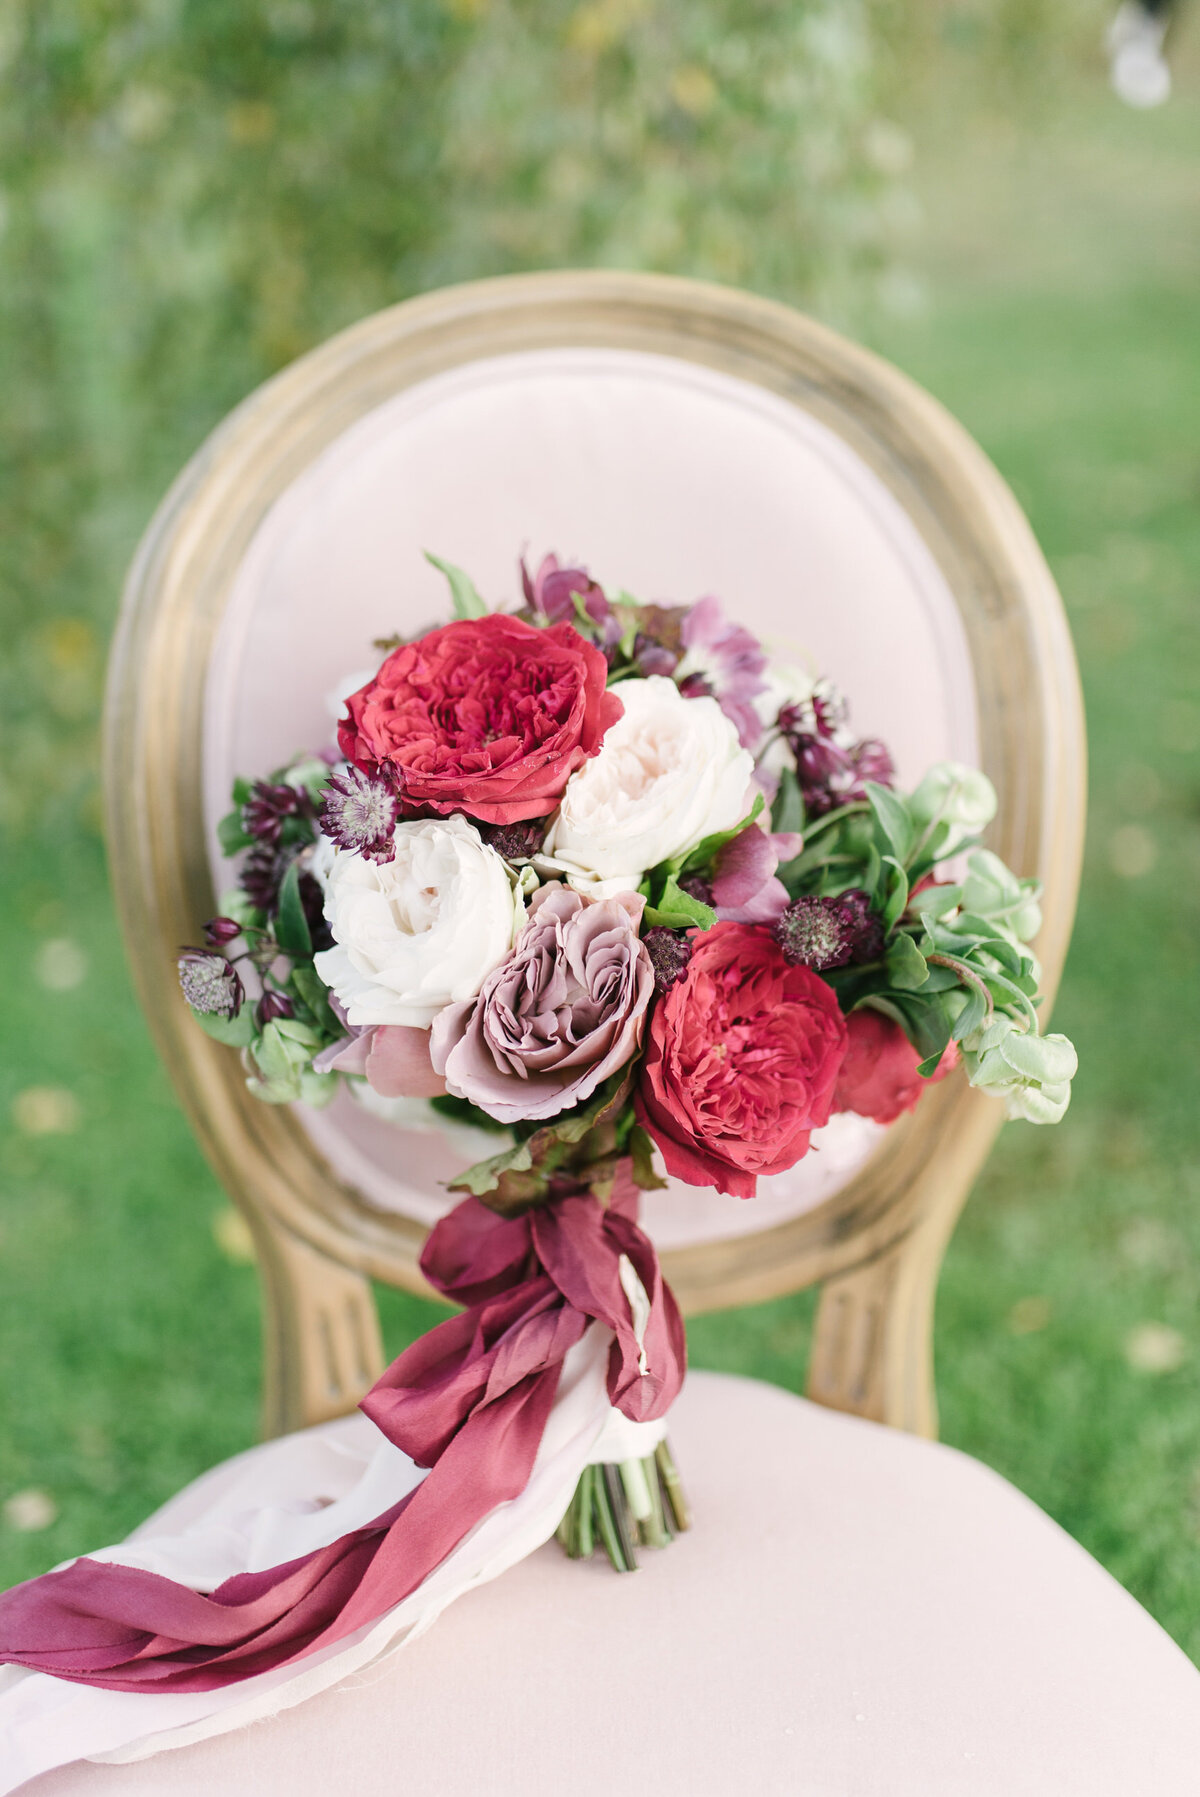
[275,861,313,960]
[424,549,488,619]
[643,875,716,932]
[290,964,337,1035]
[217,809,252,856]
[886,931,929,990]
[629,1124,667,1191]
[449,1069,632,1203]
[916,882,962,921]
[192,1006,256,1048]
[770,766,805,837]
[878,856,909,931]
[429,1093,511,1135]
[950,988,988,1044]
[866,782,915,863]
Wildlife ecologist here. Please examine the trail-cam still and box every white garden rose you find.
[313,814,524,1028]
[539,676,754,899]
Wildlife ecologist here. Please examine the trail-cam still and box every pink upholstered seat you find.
[20,1372,1200,1797]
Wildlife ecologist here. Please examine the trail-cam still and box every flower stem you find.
[926,953,995,1019]
[799,800,871,842]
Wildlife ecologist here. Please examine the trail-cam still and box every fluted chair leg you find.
[253,1218,385,1437]
[807,1223,948,1439]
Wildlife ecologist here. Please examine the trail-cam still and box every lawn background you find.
[2,3,1199,1658]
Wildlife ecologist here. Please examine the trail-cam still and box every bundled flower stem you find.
[176,545,1079,1577]
[555,1443,691,1572]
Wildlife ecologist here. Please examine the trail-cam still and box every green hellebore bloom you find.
[961,851,1043,942]
[909,762,998,841]
[963,1015,1078,1125]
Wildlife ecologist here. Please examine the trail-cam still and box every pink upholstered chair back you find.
[105,273,1085,1440]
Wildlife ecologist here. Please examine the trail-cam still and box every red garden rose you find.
[634,921,848,1200]
[832,1007,958,1124]
[338,614,623,827]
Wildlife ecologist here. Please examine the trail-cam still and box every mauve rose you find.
[833,1008,958,1124]
[339,614,622,826]
[430,884,653,1125]
[634,921,848,1199]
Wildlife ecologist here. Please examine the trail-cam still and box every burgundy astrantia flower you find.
[778,678,896,819]
[338,613,622,827]
[643,925,692,993]
[773,897,855,971]
[178,949,244,1019]
[319,764,401,864]
[243,781,304,847]
[521,552,620,648]
[478,818,546,861]
[773,888,885,971]
[676,596,768,750]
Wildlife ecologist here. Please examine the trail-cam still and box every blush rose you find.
[634,921,848,1199]
[339,614,622,827]
[431,884,653,1125]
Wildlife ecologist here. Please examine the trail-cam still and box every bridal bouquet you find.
[0,548,1078,1742]
[175,550,1078,1570]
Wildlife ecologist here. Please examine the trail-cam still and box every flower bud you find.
[257,989,295,1026]
[909,762,997,843]
[204,916,243,946]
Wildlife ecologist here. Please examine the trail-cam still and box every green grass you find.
[3,25,1200,1661]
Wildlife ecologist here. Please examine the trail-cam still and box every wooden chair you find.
[86,273,1200,1795]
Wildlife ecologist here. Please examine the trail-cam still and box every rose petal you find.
[312,1028,374,1076]
[366,1026,447,1099]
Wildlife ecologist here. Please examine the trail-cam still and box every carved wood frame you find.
[104,271,1086,1440]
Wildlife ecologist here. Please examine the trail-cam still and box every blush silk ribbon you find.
[0,1173,684,1696]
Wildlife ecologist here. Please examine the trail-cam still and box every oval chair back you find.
[104,271,1085,1443]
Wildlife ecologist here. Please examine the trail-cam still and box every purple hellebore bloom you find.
[707,822,802,926]
[319,764,401,864]
[678,595,769,750]
[521,552,621,648]
[430,883,654,1126]
[178,948,244,1019]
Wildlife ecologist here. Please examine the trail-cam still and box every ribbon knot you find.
[0,1165,684,1694]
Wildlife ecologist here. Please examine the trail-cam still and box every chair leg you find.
[806,1220,947,1438]
[252,1216,386,1438]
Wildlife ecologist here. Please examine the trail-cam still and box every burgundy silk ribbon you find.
[0,1172,684,1694]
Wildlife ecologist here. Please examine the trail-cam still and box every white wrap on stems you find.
[0,1329,641,1792]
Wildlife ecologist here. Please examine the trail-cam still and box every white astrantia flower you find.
[313,814,525,1028]
[538,675,754,899]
